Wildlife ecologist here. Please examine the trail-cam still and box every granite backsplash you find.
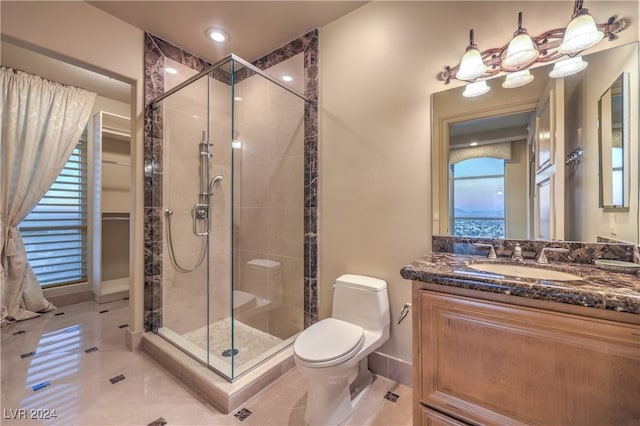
[432,236,640,265]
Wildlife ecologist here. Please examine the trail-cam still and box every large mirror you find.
[598,72,629,209]
[432,42,639,244]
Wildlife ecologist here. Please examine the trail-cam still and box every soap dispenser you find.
[512,243,524,261]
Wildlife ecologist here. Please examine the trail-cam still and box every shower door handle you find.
[192,203,209,236]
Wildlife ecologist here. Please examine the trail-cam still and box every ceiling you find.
[89,1,368,64]
[1,40,132,103]
[449,111,533,148]
[1,1,366,105]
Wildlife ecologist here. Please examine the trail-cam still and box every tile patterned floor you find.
[1,300,412,425]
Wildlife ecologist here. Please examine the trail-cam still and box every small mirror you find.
[598,73,629,208]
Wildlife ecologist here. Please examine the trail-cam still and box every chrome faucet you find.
[537,247,569,264]
[473,243,497,259]
[511,243,524,262]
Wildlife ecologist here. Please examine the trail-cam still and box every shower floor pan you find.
[142,324,295,414]
[180,317,283,373]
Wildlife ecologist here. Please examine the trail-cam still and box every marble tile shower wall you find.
[432,236,640,264]
[143,31,319,332]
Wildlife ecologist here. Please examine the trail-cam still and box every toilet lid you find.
[294,318,364,363]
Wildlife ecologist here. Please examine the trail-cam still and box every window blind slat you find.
[19,135,88,288]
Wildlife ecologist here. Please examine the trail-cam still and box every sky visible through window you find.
[453,158,505,218]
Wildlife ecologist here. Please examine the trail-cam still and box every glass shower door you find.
[155,58,216,370]
[227,56,306,378]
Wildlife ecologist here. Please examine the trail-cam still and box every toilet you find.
[294,274,390,426]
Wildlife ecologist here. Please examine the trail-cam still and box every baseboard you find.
[46,289,93,307]
[125,329,143,351]
[368,351,412,388]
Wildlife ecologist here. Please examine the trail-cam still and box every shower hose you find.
[164,209,207,273]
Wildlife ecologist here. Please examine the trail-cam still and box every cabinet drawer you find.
[421,406,468,426]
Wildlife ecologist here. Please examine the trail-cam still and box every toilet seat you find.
[294,318,364,367]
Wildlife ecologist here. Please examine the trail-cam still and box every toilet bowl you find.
[294,274,390,426]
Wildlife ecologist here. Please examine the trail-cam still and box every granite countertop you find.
[401,252,640,314]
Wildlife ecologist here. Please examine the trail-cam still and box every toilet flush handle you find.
[397,303,412,325]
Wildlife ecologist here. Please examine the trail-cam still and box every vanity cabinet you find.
[414,290,640,426]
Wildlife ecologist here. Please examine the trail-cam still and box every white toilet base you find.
[303,359,373,426]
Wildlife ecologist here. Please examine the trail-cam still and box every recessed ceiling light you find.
[470,141,479,146]
[207,28,228,43]
[164,67,178,75]
[282,75,293,82]
[234,96,243,101]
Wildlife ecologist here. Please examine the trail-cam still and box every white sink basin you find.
[468,263,584,281]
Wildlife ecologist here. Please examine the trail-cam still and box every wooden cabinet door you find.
[420,291,640,425]
[421,406,468,426]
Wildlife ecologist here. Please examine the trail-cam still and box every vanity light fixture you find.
[558,0,603,54]
[463,80,490,98]
[441,0,625,94]
[502,70,535,88]
[502,12,539,69]
[207,28,228,43]
[456,30,487,81]
[549,56,588,78]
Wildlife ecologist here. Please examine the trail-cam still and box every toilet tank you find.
[332,274,389,333]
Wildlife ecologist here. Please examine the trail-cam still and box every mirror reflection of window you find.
[598,72,628,209]
[451,157,505,238]
[612,147,623,206]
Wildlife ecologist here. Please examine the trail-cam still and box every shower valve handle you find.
[192,203,209,236]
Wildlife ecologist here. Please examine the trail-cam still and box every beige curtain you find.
[1,67,96,324]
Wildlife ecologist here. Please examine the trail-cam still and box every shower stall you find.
[148,54,309,380]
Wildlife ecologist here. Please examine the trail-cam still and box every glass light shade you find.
[456,48,487,81]
[503,33,540,69]
[558,12,604,54]
[502,70,535,88]
[463,80,490,97]
[549,56,588,78]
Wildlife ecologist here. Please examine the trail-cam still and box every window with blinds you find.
[19,133,88,287]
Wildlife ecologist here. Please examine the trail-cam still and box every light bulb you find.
[456,29,487,81]
[502,70,535,88]
[207,29,228,43]
[559,11,603,54]
[463,80,490,97]
[502,12,539,69]
[549,56,588,78]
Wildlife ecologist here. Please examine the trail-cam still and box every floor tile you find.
[2,300,412,425]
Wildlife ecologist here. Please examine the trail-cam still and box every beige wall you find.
[505,140,529,239]
[319,1,639,362]
[1,1,145,341]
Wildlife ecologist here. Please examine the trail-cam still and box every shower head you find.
[209,175,224,195]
